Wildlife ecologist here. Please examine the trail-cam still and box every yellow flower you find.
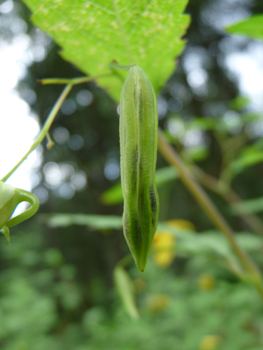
[199,335,222,350]
[152,230,176,268]
[152,219,195,268]
[198,274,215,291]
[133,278,147,294]
[147,294,170,313]
[164,219,195,231]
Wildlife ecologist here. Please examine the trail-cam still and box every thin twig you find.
[1,74,112,183]
[38,73,111,85]
[1,84,73,182]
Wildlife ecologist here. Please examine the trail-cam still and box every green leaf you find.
[113,266,139,319]
[184,113,263,135]
[44,214,122,229]
[231,150,263,175]
[186,117,218,131]
[155,166,178,187]
[43,214,263,275]
[100,183,123,206]
[230,96,251,111]
[21,0,190,101]
[241,112,263,124]
[44,214,263,257]
[225,137,263,176]
[230,197,263,215]
[225,14,263,41]
[101,166,178,205]
[184,146,209,162]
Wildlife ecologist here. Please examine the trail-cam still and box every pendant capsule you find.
[120,65,159,272]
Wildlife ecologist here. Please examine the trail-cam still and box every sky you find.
[0,0,43,214]
[0,34,41,188]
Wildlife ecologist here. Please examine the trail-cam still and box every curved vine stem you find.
[158,128,263,298]
[1,74,111,183]
[1,84,71,182]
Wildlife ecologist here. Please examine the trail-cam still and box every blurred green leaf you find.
[241,112,263,124]
[44,214,122,229]
[225,14,263,41]
[230,149,263,175]
[113,266,139,319]
[55,281,82,310]
[230,96,251,111]
[158,222,263,270]
[101,166,178,205]
[155,166,178,187]
[226,137,263,176]
[184,113,263,139]
[158,224,233,259]
[184,146,209,162]
[22,0,190,101]
[186,117,218,131]
[44,215,263,259]
[100,183,123,206]
[1,230,263,349]
[230,197,263,215]
[45,249,64,267]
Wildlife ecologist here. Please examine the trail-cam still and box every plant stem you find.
[158,129,263,297]
[1,84,72,182]
[117,254,134,268]
[38,73,111,85]
[2,74,112,183]
[46,131,55,149]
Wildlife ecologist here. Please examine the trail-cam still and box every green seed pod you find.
[120,65,159,272]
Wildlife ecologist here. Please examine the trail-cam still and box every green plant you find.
[120,65,159,272]
[1,0,263,319]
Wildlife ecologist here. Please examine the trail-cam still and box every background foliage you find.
[1,0,263,349]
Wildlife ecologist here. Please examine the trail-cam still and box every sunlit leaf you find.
[22,0,190,101]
